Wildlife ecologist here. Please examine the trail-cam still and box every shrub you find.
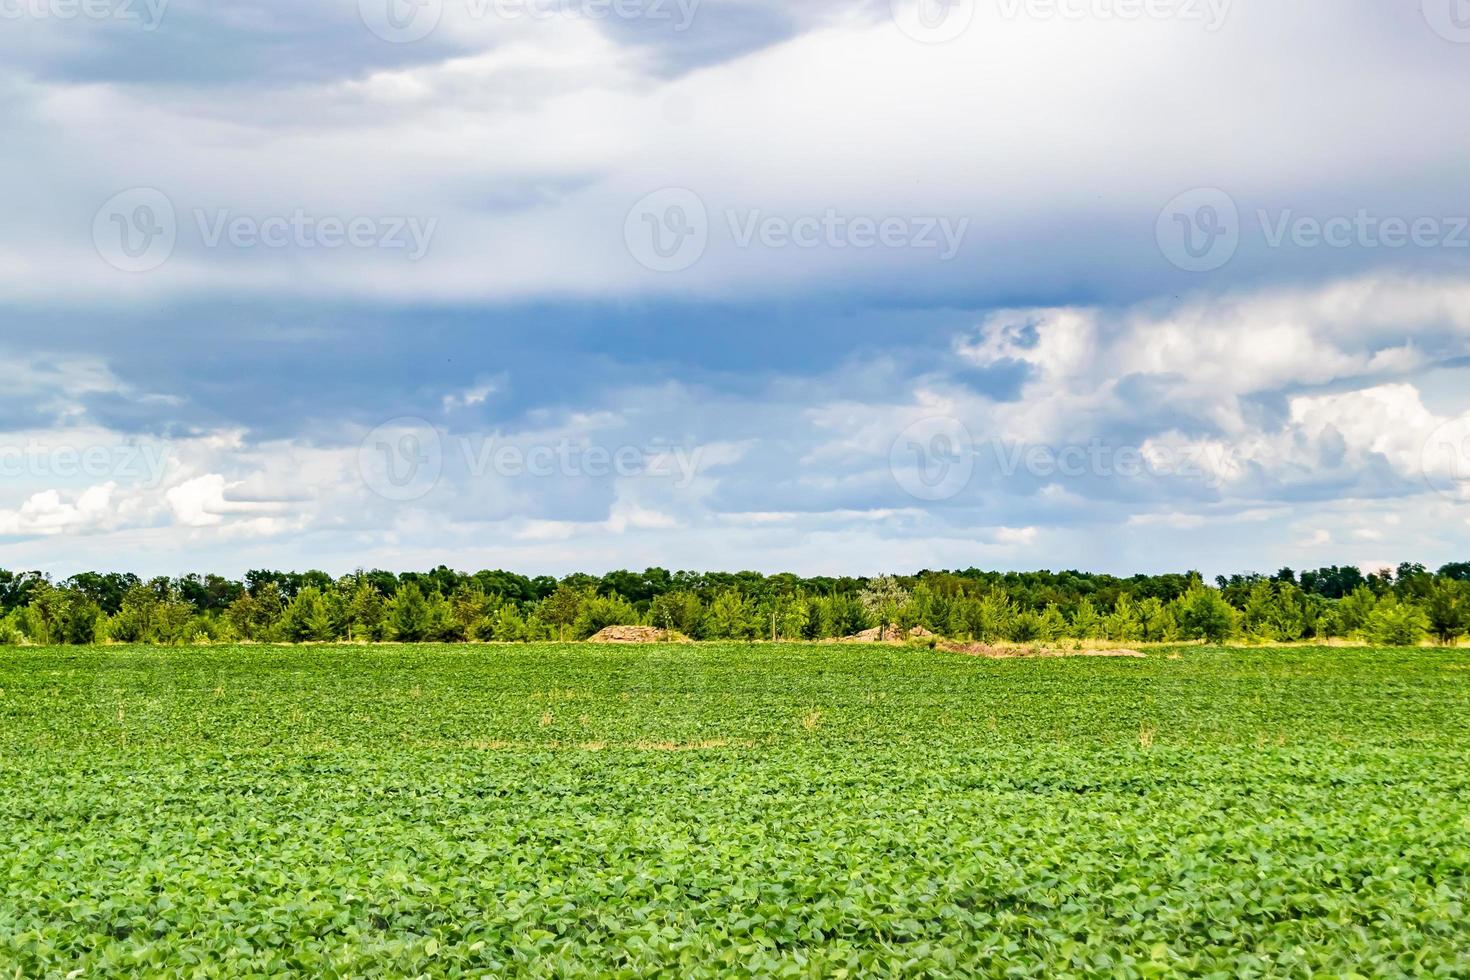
[1176,588,1237,644]
[1364,596,1429,647]
[573,593,642,639]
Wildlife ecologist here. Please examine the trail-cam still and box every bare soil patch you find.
[587,626,691,644]
[839,626,937,644]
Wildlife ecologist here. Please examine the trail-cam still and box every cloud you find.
[6,1,1470,307]
[0,268,1463,578]
[0,483,119,537]
[3,1,1470,577]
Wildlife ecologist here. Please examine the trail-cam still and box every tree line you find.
[1,562,1467,647]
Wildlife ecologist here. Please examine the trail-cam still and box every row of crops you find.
[2,644,1468,975]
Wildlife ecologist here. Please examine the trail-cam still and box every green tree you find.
[280,587,338,642]
[1103,596,1143,643]
[1009,609,1043,643]
[975,589,1015,643]
[1138,597,1176,642]
[60,592,103,645]
[107,583,159,644]
[345,579,386,641]
[489,604,528,642]
[1070,598,1102,639]
[816,594,869,638]
[424,591,462,642]
[649,590,704,636]
[1425,580,1469,645]
[1364,595,1428,647]
[1176,588,1237,644]
[1269,583,1308,641]
[1335,587,1378,636]
[539,584,587,640]
[703,590,755,640]
[1241,580,1280,641]
[22,583,66,646]
[386,583,431,642]
[573,593,641,639]
[859,576,910,641]
[775,594,809,641]
[1037,604,1068,642]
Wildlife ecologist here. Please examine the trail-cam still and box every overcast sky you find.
[3,0,1470,579]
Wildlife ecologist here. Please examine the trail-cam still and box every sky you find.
[3,0,1470,580]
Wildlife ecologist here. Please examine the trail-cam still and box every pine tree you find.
[386,583,431,642]
[1070,598,1101,639]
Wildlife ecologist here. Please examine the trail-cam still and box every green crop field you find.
[2,644,1469,977]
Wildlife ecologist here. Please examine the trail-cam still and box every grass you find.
[2,643,1468,976]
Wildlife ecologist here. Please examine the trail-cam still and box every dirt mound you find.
[942,642,1146,659]
[841,625,937,644]
[587,626,689,644]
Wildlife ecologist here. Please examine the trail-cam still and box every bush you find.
[0,611,23,646]
[1364,596,1429,647]
[60,596,103,645]
[573,593,641,639]
[1176,588,1237,644]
